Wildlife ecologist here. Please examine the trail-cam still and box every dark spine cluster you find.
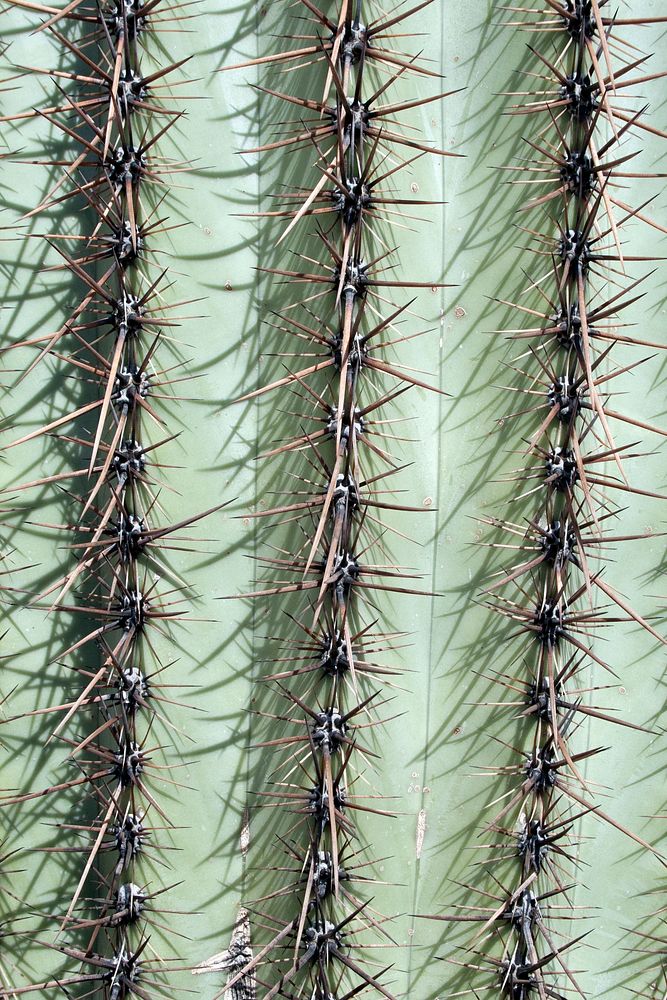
[0,1,218,994]
[432,3,666,997]
[212,2,454,997]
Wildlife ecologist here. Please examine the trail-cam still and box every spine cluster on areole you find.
[432,2,667,996]
[0,0,219,994]
[209,1,455,997]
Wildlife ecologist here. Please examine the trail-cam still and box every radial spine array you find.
[215,1,454,997]
[0,0,216,994]
[433,3,667,996]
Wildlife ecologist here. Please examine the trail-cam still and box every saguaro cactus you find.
[0,2,664,999]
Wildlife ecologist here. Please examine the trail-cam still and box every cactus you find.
[0,2,664,998]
